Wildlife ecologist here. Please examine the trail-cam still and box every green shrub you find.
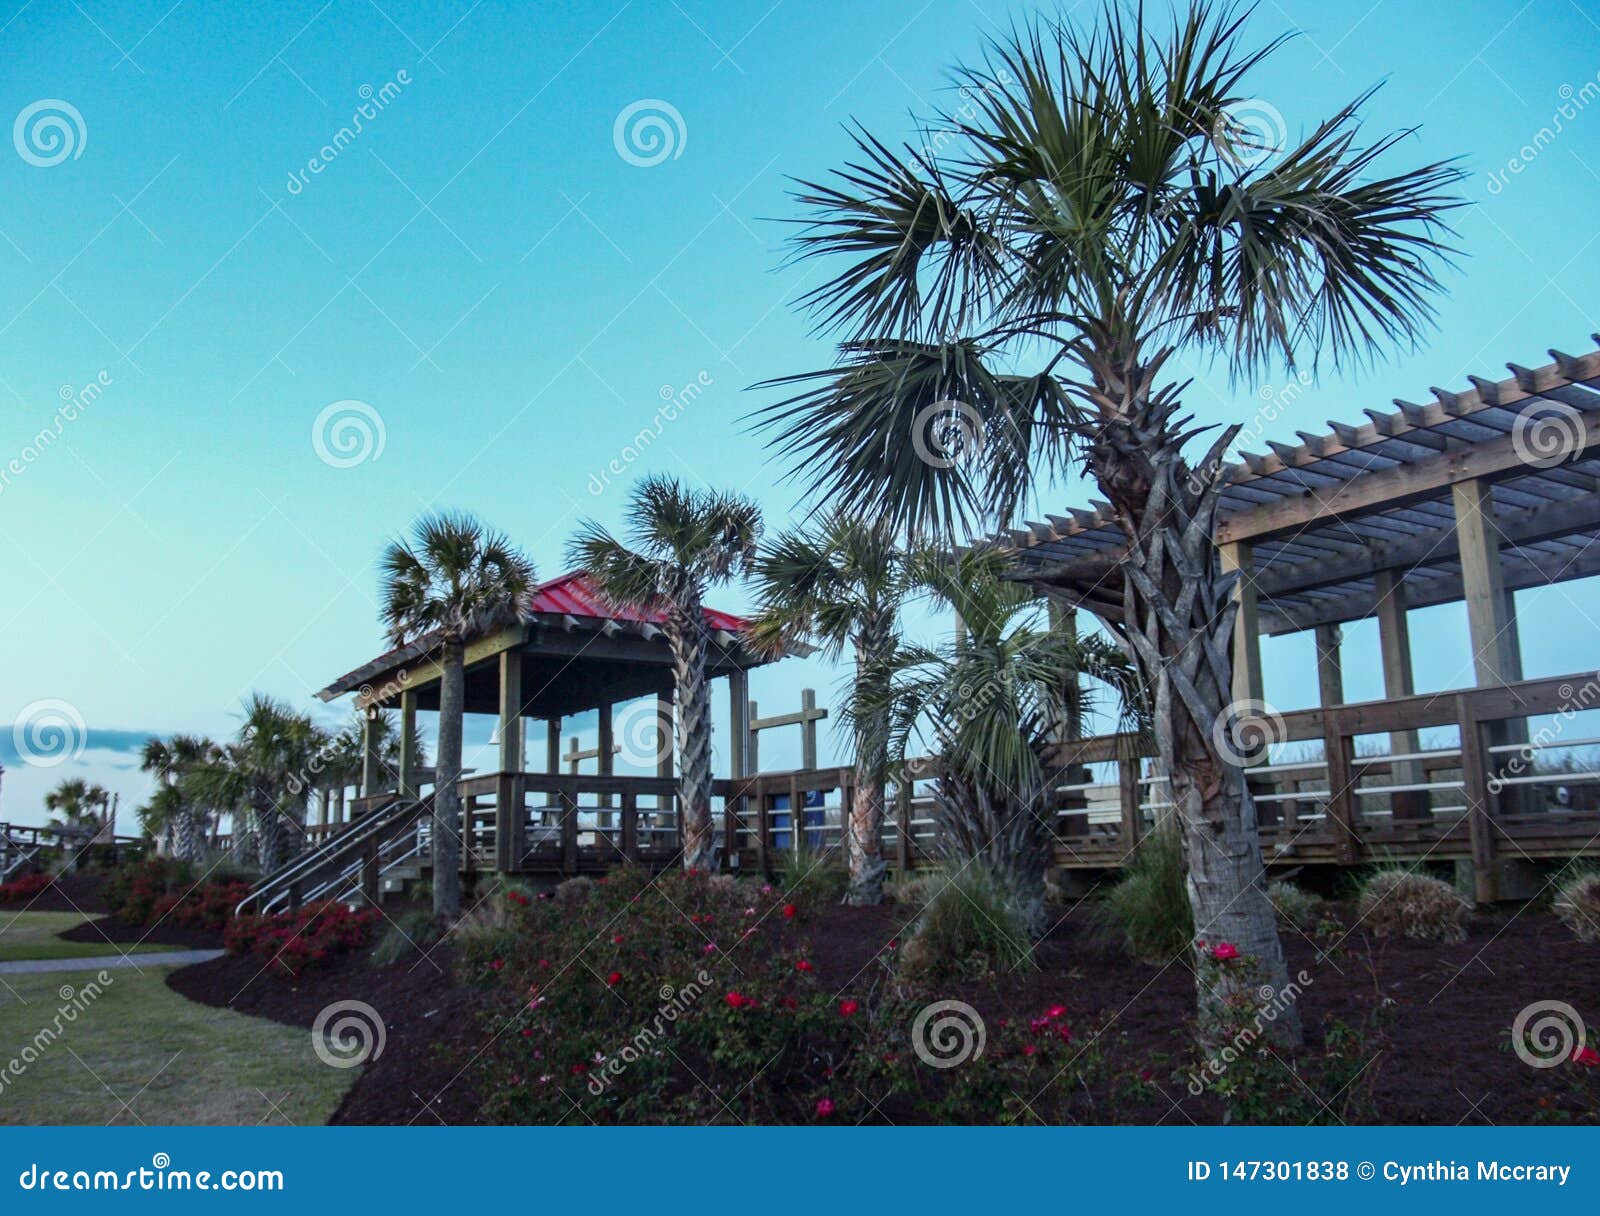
[1552,870,1600,943]
[370,908,442,967]
[1268,879,1321,931]
[898,862,1033,985]
[1101,827,1192,963]
[772,839,848,903]
[1357,869,1469,941]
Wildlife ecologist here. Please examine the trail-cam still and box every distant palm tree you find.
[859,552,1141,936]
[381,512,535,920]
[45,778,108,840]
[569,476,762,872]
[141,734,221,861]
[136,783,184,856]
[757,2,1461,1037]
[750,512,920,904]
[187,694,331,871]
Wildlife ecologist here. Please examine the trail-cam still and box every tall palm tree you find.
[136,783,184,856]
[755,2,1461,1039]
[569,476,762,872]
[861,551,1141,936]
[381,512,536,921]
[750,512,920,905]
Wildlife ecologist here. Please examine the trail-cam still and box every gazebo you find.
[245,573,778,911]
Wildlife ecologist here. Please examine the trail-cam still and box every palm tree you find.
[186,695,331,871]
[141,734,221,861]
[750,512,920,905]
[136,783,184,856]
[381,512,536,921]
[569,476,762,872]
[756,2,1461,1038]
[45,778,109,840]
[860,551,1140,936]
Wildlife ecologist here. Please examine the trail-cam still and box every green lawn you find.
[0,911,176,963]
[0,967,355,1124]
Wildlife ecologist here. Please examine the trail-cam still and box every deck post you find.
[1374,570,1425,819]
[360,708,381,796]
[1219,541,1263,707]
[1322,713,1359,864]
[398,689,419,800]
[597,701,615,825]
[1457,693,1499,903]
[894,778,912,872]
[497,650,523,773]
[726,670,749,865]
[546,718,561,773]
[1118,756,1141,855]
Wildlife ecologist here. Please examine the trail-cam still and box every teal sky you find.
[2,0,1597,826]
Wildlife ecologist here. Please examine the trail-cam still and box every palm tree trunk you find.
[845,623,891,905]
[433,640,466,919]
[667,598,714,871]
[177,811,200,862]
[1086,351,1300,1046]
[932,762,1052,938]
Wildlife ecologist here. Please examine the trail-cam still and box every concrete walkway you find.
[0,949,223,975]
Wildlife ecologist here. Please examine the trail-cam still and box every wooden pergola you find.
[995,339,1600,899]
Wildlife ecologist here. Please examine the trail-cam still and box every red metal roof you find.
[527,572,750,633]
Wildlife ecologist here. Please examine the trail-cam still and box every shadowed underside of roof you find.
[1002,339,1600,635]
[316,571,770,707]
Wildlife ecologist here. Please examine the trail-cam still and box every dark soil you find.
[167,944,483,1125]
[4,871,109,914]
[58,914,223,951]
[162,899,1600,1125]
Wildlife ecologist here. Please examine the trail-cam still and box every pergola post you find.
[1453,478,1520,687]
[1452,476,1521,899]
[546,718,561,773]
[1220,541,1263,707]
[1373,569,1425,819]
[398,689,419,800]
[1313,625,1343,707]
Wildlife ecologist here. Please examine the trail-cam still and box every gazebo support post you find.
[725,670,749,866]
[399,689,419,801]
[496,650,523,874]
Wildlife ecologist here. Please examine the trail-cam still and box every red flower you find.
[725,991,755,1009]
[606,971,622,986]
[782,903,798,919]
[488,959,504,972]
[612,934,624,944]
[1209,942,1240,962]
[1022,1043,1037,1056]
[814,1097,834,1117]
[1046,1004,1067,1019]
[838,999,859,1017]
[795,960,814,972]
[1574,1045,1600,1067]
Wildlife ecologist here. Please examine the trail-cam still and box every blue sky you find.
[1,0,1597,826]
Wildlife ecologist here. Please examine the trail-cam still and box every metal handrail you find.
[236,793,414,916]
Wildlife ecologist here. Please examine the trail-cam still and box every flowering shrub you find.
[461,866,1121,1125]
[103,857,250,931]
[225,902,380,976]
[0,872,54,904]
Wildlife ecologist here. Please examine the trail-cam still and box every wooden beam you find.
[1215,407,1600,546]
[497,649,523,774]
[398,689,419,800]
[360,709,381,796]
[1314,624,1343,707]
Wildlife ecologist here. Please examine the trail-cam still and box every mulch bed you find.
[167,944,484,1125]
[4,871,109,914]
[57,914,223,951]
[162,899,1600,1125]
